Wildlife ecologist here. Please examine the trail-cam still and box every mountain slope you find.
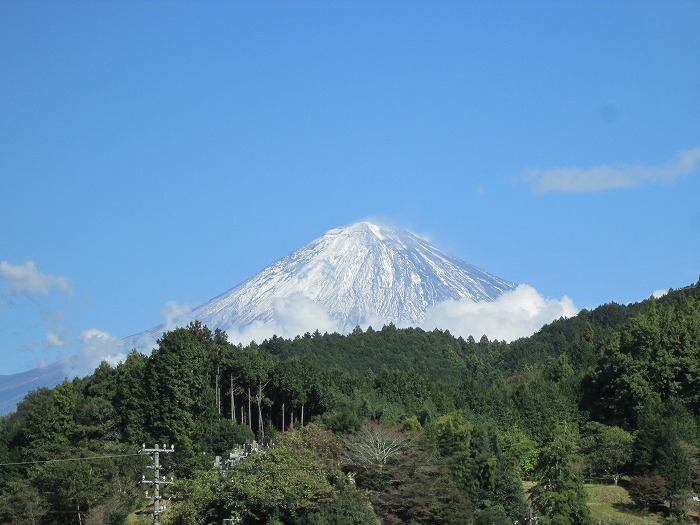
[125,222,515,350]
[0,361,66,414]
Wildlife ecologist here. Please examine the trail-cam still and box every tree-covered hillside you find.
[1,281,698,524]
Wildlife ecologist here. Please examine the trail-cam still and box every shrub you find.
[627,475,668,511]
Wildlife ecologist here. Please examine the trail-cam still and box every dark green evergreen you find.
[529,425,592,525]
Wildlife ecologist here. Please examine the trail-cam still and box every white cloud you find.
[226,293,340,344]
[421,284,578,342]
[46,330,67,347]
[63,329,127,377]
[527,146,700,194]
[652,289,669,299]
[222,286,576,346]
[271,293,339,335]
[119,300,194,354]
[72,284,576,378]
[160,300,192,331]
[0,260,71,296]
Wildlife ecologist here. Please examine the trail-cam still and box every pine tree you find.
[530,425,592,525]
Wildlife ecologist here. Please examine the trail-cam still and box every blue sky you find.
[1,1,699,375]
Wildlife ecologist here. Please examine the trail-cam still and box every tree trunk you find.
[256,383,265,440]
[230,373,236,423]
[215,364,221,415]
[257,385,263,439]
[282,401,285,432]
[248,387,252,430]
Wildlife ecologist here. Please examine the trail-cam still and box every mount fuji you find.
[124,222,516,351]
[2,222,580,414]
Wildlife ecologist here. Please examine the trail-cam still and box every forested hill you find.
[258,284,690,381]
[0,281,698,525]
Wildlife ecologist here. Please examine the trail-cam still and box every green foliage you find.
[303,491,378,525]
[321,403,364,433]
[148,324,217,456]
[31,456,111,524]
[401,415,423,431]
[530,425,593,525]
[580,422,633,484]
[0,413,23,487]
[2,282,699,523]
[426,413,528,521]
[200,418,255,455]
[500,425,539,479]
[428,412,474,456]
[114,350,149,443]
[164,469,229,525]
[633,398,693,506]
[166,424,344,525]
[510,373,583,444]
[0,479,48,524]
[14,387,69,459]
[475,505,510,525]
[584,291,700,427]
[75,394,115,433]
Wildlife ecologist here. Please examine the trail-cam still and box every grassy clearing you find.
[585,483,663,525]
[523,482,665,525]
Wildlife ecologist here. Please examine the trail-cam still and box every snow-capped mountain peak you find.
[124,222,516,350]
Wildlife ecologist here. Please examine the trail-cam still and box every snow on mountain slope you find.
[124,222,516,350]
[0,361,66,414]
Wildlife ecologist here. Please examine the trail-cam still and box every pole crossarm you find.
[140,444,175,525]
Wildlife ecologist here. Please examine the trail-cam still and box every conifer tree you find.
[530,425,592,525]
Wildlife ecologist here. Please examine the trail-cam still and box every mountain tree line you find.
[0,281,698,524]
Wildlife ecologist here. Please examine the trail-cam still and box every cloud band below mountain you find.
[224,284,576,345]
[422,284,577,342]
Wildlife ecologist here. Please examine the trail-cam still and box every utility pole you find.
[141,444,175,525]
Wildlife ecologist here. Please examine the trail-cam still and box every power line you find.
[0,452,142,467]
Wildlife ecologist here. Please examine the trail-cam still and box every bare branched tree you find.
[345,421,412,468]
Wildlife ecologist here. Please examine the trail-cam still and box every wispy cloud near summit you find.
[526,146,700,194]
